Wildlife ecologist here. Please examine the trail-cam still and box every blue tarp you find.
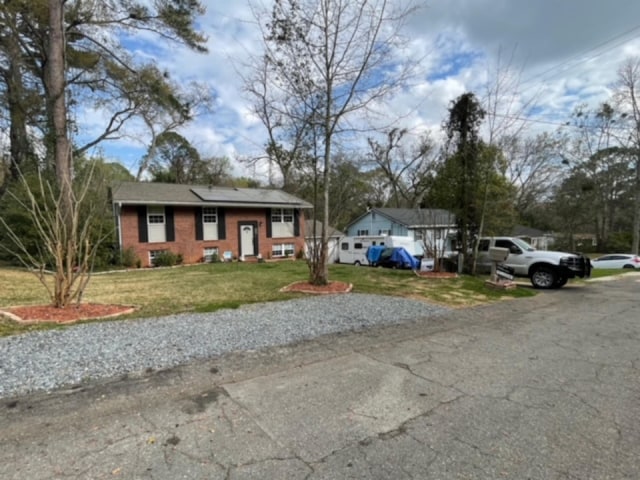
[366,245,387,264]
[366,246,420,270]
[390,247,420,270]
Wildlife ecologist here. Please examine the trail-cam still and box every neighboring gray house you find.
[512,225,555,250]
[304,220,344,263]
[344,207,457,256]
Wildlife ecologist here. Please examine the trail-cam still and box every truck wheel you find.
[354,261,361,266]
[553,275,568,288]
[530,266,557,289]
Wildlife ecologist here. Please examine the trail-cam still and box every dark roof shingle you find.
[111,182,313,208]
[372,207,456,227]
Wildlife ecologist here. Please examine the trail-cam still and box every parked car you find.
[591,254,640,270]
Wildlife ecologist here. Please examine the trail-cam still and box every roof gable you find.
[346,207,456,229]
[304,220,344,238]
[374,208,456,226]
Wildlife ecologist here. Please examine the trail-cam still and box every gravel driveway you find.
[0,293,448,399]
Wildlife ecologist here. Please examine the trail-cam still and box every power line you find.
[489,112,632,131]
[521,24,640,86]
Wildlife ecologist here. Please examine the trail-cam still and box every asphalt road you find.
[1,275,639,479]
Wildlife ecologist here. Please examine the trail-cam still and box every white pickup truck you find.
[476,237,591,289]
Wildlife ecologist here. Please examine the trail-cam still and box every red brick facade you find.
[119,205,307,267]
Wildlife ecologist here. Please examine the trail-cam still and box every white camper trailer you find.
[337,235,423,265]
[337,236,385,265]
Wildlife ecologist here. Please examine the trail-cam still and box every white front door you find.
[240,225,255,257]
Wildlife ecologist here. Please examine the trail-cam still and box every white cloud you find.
[82,0,640,177]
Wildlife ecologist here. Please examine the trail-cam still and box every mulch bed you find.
[0,304,136,324]
[280,281,353,294]
[415,271,458,279]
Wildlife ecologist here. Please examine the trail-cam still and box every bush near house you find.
[152,251,183,267]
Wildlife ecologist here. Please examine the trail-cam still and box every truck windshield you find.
[512,238,535,251]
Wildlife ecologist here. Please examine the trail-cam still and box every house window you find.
[271,208,293,223]
[149,249,167,266]
[147,206,166,243]
[203,247,219,263]
[271,208,295,238]
[272,243,295,257]
[203,207,217,224]
[378,229,389,235]
[356,229,369,236]
[147,206,165,224]
[202,207,218,241]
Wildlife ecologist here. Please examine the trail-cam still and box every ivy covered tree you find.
[438,92,486,269]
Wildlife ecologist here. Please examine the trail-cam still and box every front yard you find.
[0,260,575,337]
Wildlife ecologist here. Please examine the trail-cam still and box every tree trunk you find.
[0,31,33,196]
[46,0,75,307]
[47,0,72,195]
[633,153,640,255]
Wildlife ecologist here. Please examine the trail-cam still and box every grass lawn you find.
[588,268,638,279]
[0,260,540,337]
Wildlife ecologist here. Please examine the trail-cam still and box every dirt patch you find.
[0,303,135,324]
[416,271,458,279]
[280,281,353,294]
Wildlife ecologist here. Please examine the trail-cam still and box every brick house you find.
[110,182,313,267]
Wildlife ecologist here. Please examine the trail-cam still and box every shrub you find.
[153,251,181,267]
[119,247,139,268]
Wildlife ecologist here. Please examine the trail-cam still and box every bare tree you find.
[134,80,213,181]
[415,209,456,273]
[482,46,538,146]
[480,48,552,235]
[0,165,110,307]
[250,0,418,284]
[558,102,636,249]
[502,132,567,219]
[243,54,316,190]
[613,57,640,254]
[366,128,437,208]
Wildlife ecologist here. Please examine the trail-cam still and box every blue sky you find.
[78,0,640,181]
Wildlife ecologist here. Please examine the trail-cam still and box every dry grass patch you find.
[0,269,52,306]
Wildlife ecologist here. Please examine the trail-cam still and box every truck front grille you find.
[560,256,589,275]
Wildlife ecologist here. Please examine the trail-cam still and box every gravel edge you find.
[0,294,449,399]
